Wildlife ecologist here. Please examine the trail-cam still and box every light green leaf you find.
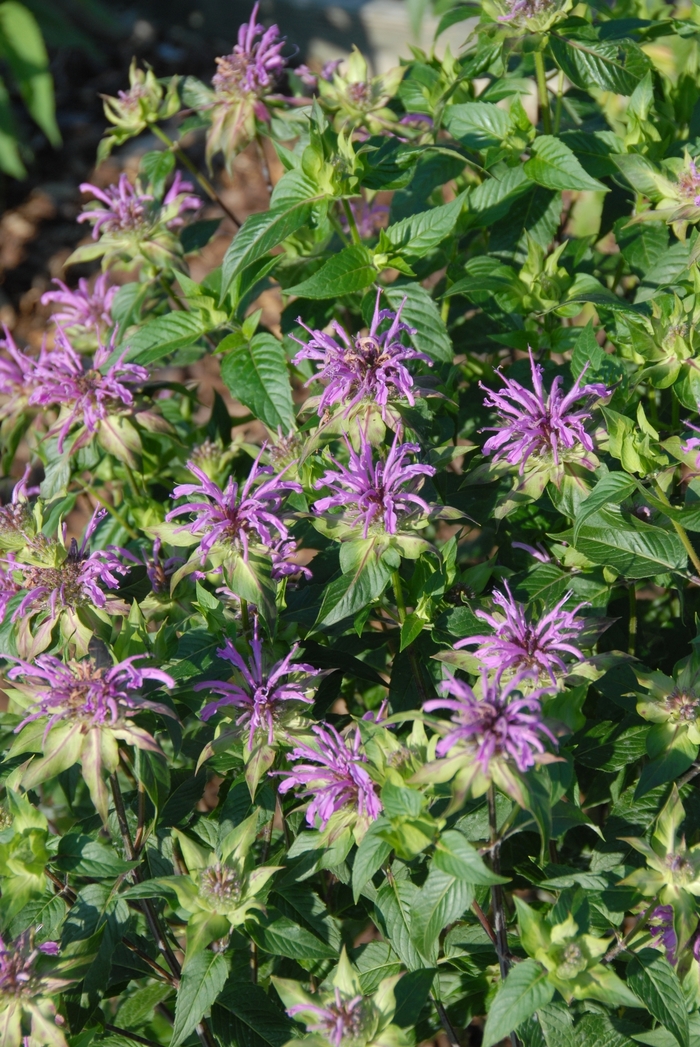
[221,198,316,296]
[483,959,555,1047]
[0,1,60,146]
[434,830,509,886]
[171,951,227,1047]
[317,539,392,627]
[628,949,690,1047]
[566,507,687,579]
[286,245,376,299]
[385,192,465,258]
[574,473,637,543]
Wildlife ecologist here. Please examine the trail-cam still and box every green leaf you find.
[285,245,376,299]
[0,72,24,177]
[550,33,651,95]
[385,192,465,258]
[411,866,472,961]
[117,983,174,1028]
[316,540,392,627]
[122,311,217,366]
[400,612,425,651]
[524,136,607,193]
[574,473,637,542]
[0,1,60,146]
[250,914,337,960]
[566,507,688,579]
[482,959,555,1047]
[213,979,295,1047]
[220,332,295,432]
[221,198,316,296]
[171,951,227,1047]
[352,820,392,902]
[55,834,138,878]
[375,879,429,971]
[628,949,690,1047]
[140,149,175,197]
[181,218,222,254]
[444,102,510,149]
[434,830,510,886]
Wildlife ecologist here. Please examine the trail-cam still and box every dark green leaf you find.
[221,199,315,295]
[482,959,555,1047]
[628,949,689,1047]
[285,245,376,299]
[220,332,295,432]
[171,951,228,1047]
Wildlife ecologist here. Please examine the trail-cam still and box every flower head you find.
[313,431,435,538]
[288,988,368,1047]
[166,451,301,562]
[481,350,608,473]
[278,723,382,830]
[41,275,117,335]
[8,653,174,735]
[455,581,586,682]
[121,537,182,595]
[0,466,36,550]
[9,507,129,621]
[340,198,389,240]
[213,3,286,100]
[649,905,678,964]
[498,0,552,20]
[26,327,148,453]
[0,932,69,1047]
[269,538,312,582]
[195,632,315,748]
[78,172,199,239]
[424,671,557,774]
[677,160,700,207]
[293,290,431,418]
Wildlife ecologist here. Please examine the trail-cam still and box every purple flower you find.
[0,931,60,993]
[0,465,36,548]
[195,632,315,747]
[10,508,129,620]
[278,723,382,830]
[213,3,286,100]
[269,538,312,582]
[26,327,148,452]
[166,451,302,561]
[41,274,117,332]
[340,198,389,240]
[481,350,608,473]
[455,581,586,682]
[424,671,557,774]
[0,552,22,619]
[313,430,435,537]
[119,537,183,595]
[649,905,678,964]
[8,653,174,735]
[287,989,367,1047]
[498,0,553,21]
[677,160,700,207]
[77,172,199,239]
[511,541,551,563]
[293,289,432,417]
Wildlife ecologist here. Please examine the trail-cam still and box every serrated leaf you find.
[382,282,453,362]
[250,914,337,960]
[385,192,465,258]
[574,473,637,542]
[444,102,510,149]
[213,980,295,1047]
[122,311,217,366]
[434,830,509,886]
[220,332,295,432]
[286,245,376,299]
[550,33,651,95]
[565,507,687,578]
[482,959,555,1047]
[411,867,472,961]
[171,951,227,1047]
[316,540,391,627]
[221,198,316,296]
[628,949,690,1047]
[524,136,607,193]
[375,878,429,971]
[352,820,392,902]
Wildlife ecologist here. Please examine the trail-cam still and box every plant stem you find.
[628,584,637,657]
[653,481,700,576]
[256,134,273,196]
[105,1025,163,1047]
[602,897,658,964]
[392,569,407,624]
[151,123,243,227]
[430,995,460,1047]
[487,784,519,1047]
[534,51,552,135]
[672,390,680,433]
[341,198,362,246]
[472,900,497,944]
[553,68,564,134]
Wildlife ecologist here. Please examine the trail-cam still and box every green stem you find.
[534,50,552,135]
[553,68,564,135]
[392,569,406,624]
[672,389,680,433]
[342,198,362,246]
[82,485,139,541]
[329,210,351,246]
[151,123,243,227]
[487,784,518,1047]
[653,481,700,577]
[602,896,658,964]
[628,584,637,657]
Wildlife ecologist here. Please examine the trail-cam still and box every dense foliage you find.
[7,1,700,1045]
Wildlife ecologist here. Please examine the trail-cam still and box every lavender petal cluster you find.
[278,723,382,830]
[41,274,117,333]
[0,932,60,994]
[677,159,700,207]
[213,2,286,100]
[195,634,315,747]
[26,328,148,452]
[166,452,302,561]
[424,671,557,774]
[481,350,608,473]
[313,431,435,537]
[10,508,129,620]
[498,0,554,21]
[293,290,432,417]
[9,652,174,733]
[78,172,199,238]
[456,581,586,682]
[340,197,389,239]
[287,989,366,1047]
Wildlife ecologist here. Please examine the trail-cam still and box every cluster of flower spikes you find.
[293,288,432,419]
[0,474,127,628]
[287,988,367,1047]
[77,171,200,239]
[8,653,175,734]
[480,349,608,473]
